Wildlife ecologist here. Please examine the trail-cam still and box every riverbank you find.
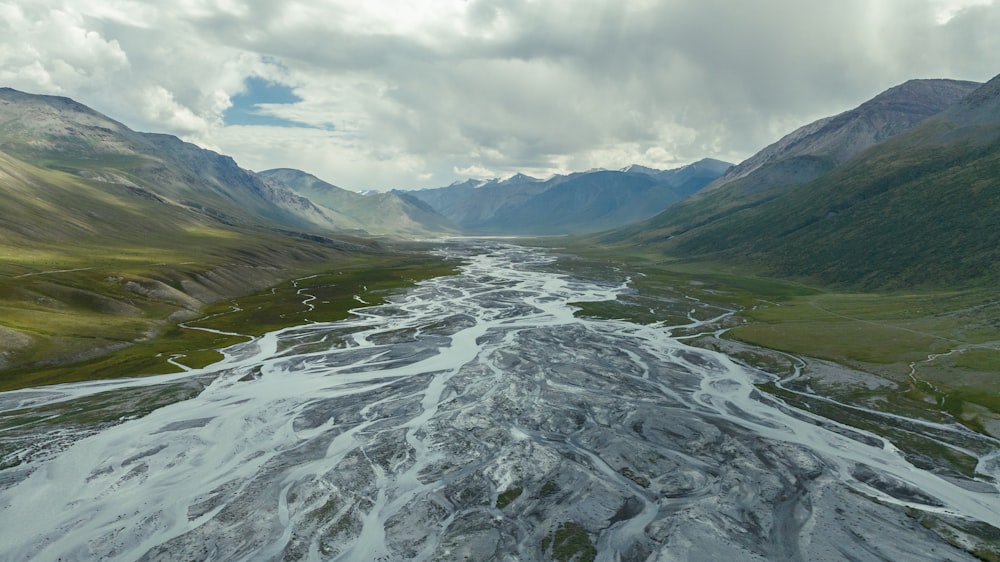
[545,246,1000,497]
[0,246,455,392]
[1,240,996,561]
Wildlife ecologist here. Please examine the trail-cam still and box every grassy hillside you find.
[661,134,1000,289]
[0,147,454,388]
[0,89,460,389]
[549,245,1000,475]
[603,98,1000,290]
[258,168,458,236]
[0,251,454,391]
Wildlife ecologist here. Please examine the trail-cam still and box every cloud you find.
[453,164,497,180]
[1,0,998,190]
[202,124,433,191]
[0,4,129,93]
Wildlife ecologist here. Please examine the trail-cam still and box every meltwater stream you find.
[1,241,998,561]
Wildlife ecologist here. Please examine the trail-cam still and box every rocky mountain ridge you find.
[258,168,458,236]
[701,78,981,194]
[407,158,732,235]
[607,74,1000,289]
[0,87,338,231]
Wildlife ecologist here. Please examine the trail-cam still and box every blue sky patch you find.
[224,77,305,127]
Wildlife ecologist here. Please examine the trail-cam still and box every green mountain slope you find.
[0,89,401,375]
[607,79,981,252]
[0,88,342,232]
[0,146,382,369]
[608,74,1000,289]
[257,168,457,235]
[701,78,980,195]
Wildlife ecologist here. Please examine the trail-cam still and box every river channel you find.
[0,240,998,561]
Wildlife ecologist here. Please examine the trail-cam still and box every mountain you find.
[407,158,731,235]
[607,74,1000,289]
[0,88,348,232]
[701,79,981,195]
[0,88,389,371]
[640,158,733,192]
[402,173,549,229]
[257,168,457,236]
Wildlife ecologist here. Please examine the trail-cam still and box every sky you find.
[1,0,998,191]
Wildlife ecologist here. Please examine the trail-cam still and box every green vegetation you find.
[907,510,1000,562]
[542,522,597,562]
[543,245,1000,475]
[597,106,1000,291]
[729,288,1000,428]
[620,466,650,488]
[496,485,523,509]
[757,382,984,478]
[0,252,455,391]
[539,481,560,498]
[182,255,455,340]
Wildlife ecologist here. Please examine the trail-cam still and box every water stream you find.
[0,241,997,561]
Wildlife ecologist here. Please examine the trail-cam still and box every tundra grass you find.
[542,522,597,562]
[188,256,456,337]
[545,244,1000,445]
[757,381,984,479]
[496,485,523,509]
[0,253,455,392]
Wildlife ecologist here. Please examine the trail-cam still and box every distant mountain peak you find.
[446,178,493,189]
[258,167,347,193]
[405,158,730,235]
[259,168,456,235]
[688,157,734,170]
[0,87,140,157]
[620,164,662,175]
[499,172,539,186]
[939,73,1000,127]
[622,159,732,177]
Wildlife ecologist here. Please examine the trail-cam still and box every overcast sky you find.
[2,0,998,190]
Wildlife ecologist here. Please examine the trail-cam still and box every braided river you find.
[1,241,997,560]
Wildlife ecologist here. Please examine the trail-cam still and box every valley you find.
[1,241,997,561]
[1,68,999,561]
[0,248,455,391]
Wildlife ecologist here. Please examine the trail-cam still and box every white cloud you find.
[931,0,995,22]
[1,0,998,190]
[0,4,129,93]
[453,164,497,180]
[142,86,212,133]
[203,124,433,190]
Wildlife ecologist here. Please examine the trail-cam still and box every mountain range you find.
[701,78,980,195]
[0,86,725,239]
[3,70,999,371]
[257,168,458,236]
[406,158,732,234]
[0,87,727,371]
[0,88,458,238]
[604,75,1000,289]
